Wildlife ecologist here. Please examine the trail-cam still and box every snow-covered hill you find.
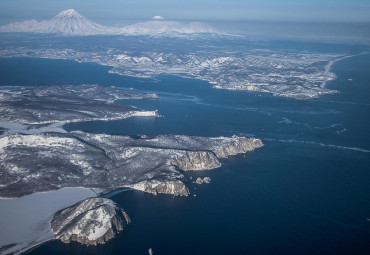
[0,9,220,36]
[52,197,130,246]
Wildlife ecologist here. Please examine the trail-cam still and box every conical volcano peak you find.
[0,9,221,36]
[55,9,82,18]
[1,8,115,35]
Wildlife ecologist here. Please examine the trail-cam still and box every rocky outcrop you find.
[51,197,130,246]
[172,151,221,171]
[170,137,263,172]
[195,177,211,184]
[195,177,203,184]
[129,180,189,196]
[215,137,263,158]
[203,177,211,183]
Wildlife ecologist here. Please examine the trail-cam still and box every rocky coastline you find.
[52,197,130,246]
[0,84,263,253]
[0,132,263,198]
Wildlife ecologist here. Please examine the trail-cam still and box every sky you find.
[0,0,370,24]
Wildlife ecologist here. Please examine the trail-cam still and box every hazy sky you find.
[0,0,370,23]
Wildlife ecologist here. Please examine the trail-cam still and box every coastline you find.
[320,53,369,89]
[0,187,97,255]
[0,110,160,138]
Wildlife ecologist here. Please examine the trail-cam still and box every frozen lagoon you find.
[0,187,96,255]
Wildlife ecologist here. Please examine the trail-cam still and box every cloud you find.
[152,16,164,20]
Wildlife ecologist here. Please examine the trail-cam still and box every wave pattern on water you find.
[264,138,370,153]
[198,101,340,116]
[318,100,370,107]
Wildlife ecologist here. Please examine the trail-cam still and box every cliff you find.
[214,137,264,158]
[51,197,130,246]
[172,151,221,171]
[129,180,189,196]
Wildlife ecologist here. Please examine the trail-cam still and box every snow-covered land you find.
[0,84,159,135]
[0,9,220,36]
[118,20,217,36]
[52,197,130,246]
[0,187,96,255]
[0,10,269,254]
[108,51,340,99]
[0,132,263,198]
[0,131,262,253]
[0,9,346,99]
[0,41,342,100]
[0,9,117,36]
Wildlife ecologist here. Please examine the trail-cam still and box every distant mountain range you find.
[0,9,219,36]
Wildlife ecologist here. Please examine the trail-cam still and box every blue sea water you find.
[0,52,370,254]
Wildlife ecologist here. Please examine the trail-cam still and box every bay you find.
[0,52,369,254]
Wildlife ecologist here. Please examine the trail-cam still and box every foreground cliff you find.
[0,132,263,198]
[51,197,130,246]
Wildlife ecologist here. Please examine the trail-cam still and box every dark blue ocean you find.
[0,51,370,254]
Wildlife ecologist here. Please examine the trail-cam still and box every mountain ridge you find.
[0,9,221,36]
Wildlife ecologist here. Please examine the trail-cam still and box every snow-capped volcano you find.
[0,9,221,37]
[152,16,165,20]
[119,20,217,36]
[55,9,82,18]
[0,9,115,35]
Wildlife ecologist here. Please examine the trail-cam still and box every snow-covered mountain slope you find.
[119,20,217,36]
[0,9,220,36]
[0,9,116,36]
[52,197,130,246]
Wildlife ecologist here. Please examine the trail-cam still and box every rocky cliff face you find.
[129,180,189,196]
[195,177,211,184]
[51,197,130,246]
[172,151,221,171]
[215,137,264,158]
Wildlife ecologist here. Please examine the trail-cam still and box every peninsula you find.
[0,84,263,255]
